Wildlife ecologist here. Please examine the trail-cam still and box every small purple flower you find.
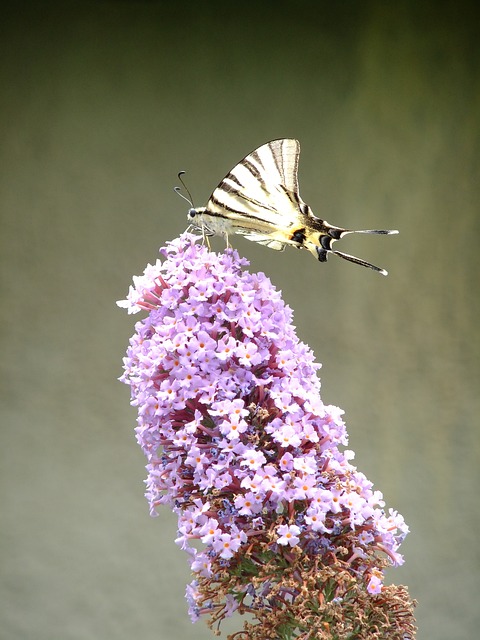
[367,569,384,595]
[276,523,302,547]
[119,232,416,639]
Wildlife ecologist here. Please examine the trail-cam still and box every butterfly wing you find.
[190,138,397,274]
[205,139,306,248]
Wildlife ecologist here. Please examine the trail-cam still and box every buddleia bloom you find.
[118,232,416,639]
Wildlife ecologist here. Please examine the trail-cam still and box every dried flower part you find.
[119,233,416,639]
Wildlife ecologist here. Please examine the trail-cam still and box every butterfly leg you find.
[204,229,212,250]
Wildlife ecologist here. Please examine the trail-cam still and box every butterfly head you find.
[186,206,218,237]
[187,206,208,226]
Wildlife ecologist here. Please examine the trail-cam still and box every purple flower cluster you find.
[118,233,415,638]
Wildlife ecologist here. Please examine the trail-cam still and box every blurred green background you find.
[1,2,479,638]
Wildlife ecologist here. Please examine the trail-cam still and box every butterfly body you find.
[186,139,398,275]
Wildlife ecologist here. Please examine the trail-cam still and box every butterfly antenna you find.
[175,171,212,246]
[174,171,195,208]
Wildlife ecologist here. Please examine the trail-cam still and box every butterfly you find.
[183,138,398,275]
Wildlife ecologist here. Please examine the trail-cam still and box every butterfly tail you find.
[304,221,398,276]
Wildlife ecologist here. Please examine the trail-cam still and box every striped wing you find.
[205,139,305,249]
